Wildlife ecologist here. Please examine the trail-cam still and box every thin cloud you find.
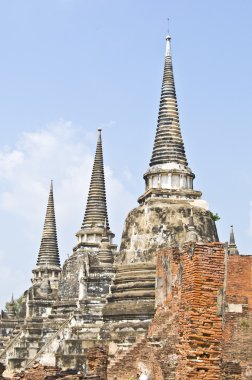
[0,121,135,309]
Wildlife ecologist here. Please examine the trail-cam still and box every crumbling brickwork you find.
[108,243,252,380]
[176,242,224,379]
[86,345,107,380]
[154,243,225,379]
[222,255,252,380]
[108,243,225,380]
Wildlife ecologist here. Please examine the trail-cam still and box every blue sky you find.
[0,0,252,309]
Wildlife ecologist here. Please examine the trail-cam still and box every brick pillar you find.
[177,242,225,379]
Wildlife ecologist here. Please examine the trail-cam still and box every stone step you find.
[107,336,146,371]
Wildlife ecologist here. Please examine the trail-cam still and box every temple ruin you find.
[0,33,251,380]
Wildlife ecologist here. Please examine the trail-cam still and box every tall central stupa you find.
[119,34,218,265]
[103,34,219,332]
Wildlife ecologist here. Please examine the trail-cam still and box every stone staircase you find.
[107,334,147,379]
[55,320,104,371]
[106,309,179,380]
[0,299,109,372]
[0,317,70,370]
[24,316,74,369]
[24,312,106,372]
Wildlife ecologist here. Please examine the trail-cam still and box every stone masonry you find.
[0,32,252,380]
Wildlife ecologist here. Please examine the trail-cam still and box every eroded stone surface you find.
[119,201,218,264]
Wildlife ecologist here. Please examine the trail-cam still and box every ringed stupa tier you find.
[138,34,201,204]
[32,181,61,287]
[75,129,116,251]
[150,35,188,167]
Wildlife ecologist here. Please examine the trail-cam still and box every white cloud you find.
[0,121,135,309]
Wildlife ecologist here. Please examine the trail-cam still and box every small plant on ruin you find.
[209,212,221,222]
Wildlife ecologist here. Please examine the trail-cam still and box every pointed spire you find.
[82,129,110,229]
[138,34,201,204]
[228,225,239,255]
[36,181,60,267]
[150,34,188,167]
[165,34,171,57]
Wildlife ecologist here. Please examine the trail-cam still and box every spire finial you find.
[165,18,171,57]
[167,18,170,34]
[165,33,171,57]
[230,225,235,245]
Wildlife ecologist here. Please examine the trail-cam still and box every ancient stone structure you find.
[0,128,117,374]
[0,33,251,380]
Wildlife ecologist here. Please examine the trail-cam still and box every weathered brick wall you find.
[107,244,252,380]
[154,243,225,379]
[176,242,224,379]
[108,243,225,380]
[87,345,107,380]
[222,255,252,380]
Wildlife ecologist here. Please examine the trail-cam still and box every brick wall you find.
[108,243,225,380]
[107,244,252,380]
[87,345,107,380]
[222,255,252,379]
[176,242,224,379]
